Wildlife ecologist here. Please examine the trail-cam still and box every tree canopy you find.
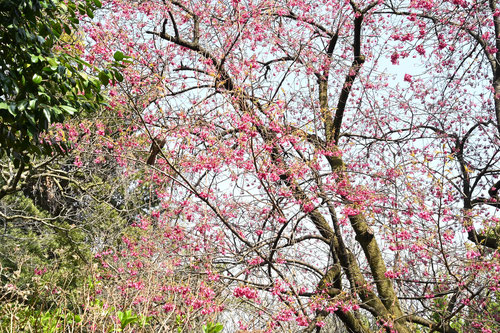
[1,0,500,332]
[0,0,119,162]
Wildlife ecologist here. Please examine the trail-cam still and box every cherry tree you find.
[80,0,500,332]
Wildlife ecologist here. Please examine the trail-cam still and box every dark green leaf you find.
[60,105,77,115]
[115,71,123,82]
[86,6,94,19]
[32,73,42,84]
[99,71,110,85]
[29,99,37,109]
[43,108,51,122]
[8,103,17,116]
[113,51,125,61]
[25,112,36,125]
[47,57,58,67]
[63,23,72,35]
[17,100,27,112]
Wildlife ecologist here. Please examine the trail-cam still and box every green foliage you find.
[0,0,125,163]
[30,308,82,333]
[0,268,83,332]
[449,318,465,332]
[0,162,155,330]
[117,309,137,331]
[431,295,447,323]
[176,314,185,333]
[0,192,84,330]
[202,322,224,333]
[85,299,151,332]
[117,309,151,331]
[0,194,86,287]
